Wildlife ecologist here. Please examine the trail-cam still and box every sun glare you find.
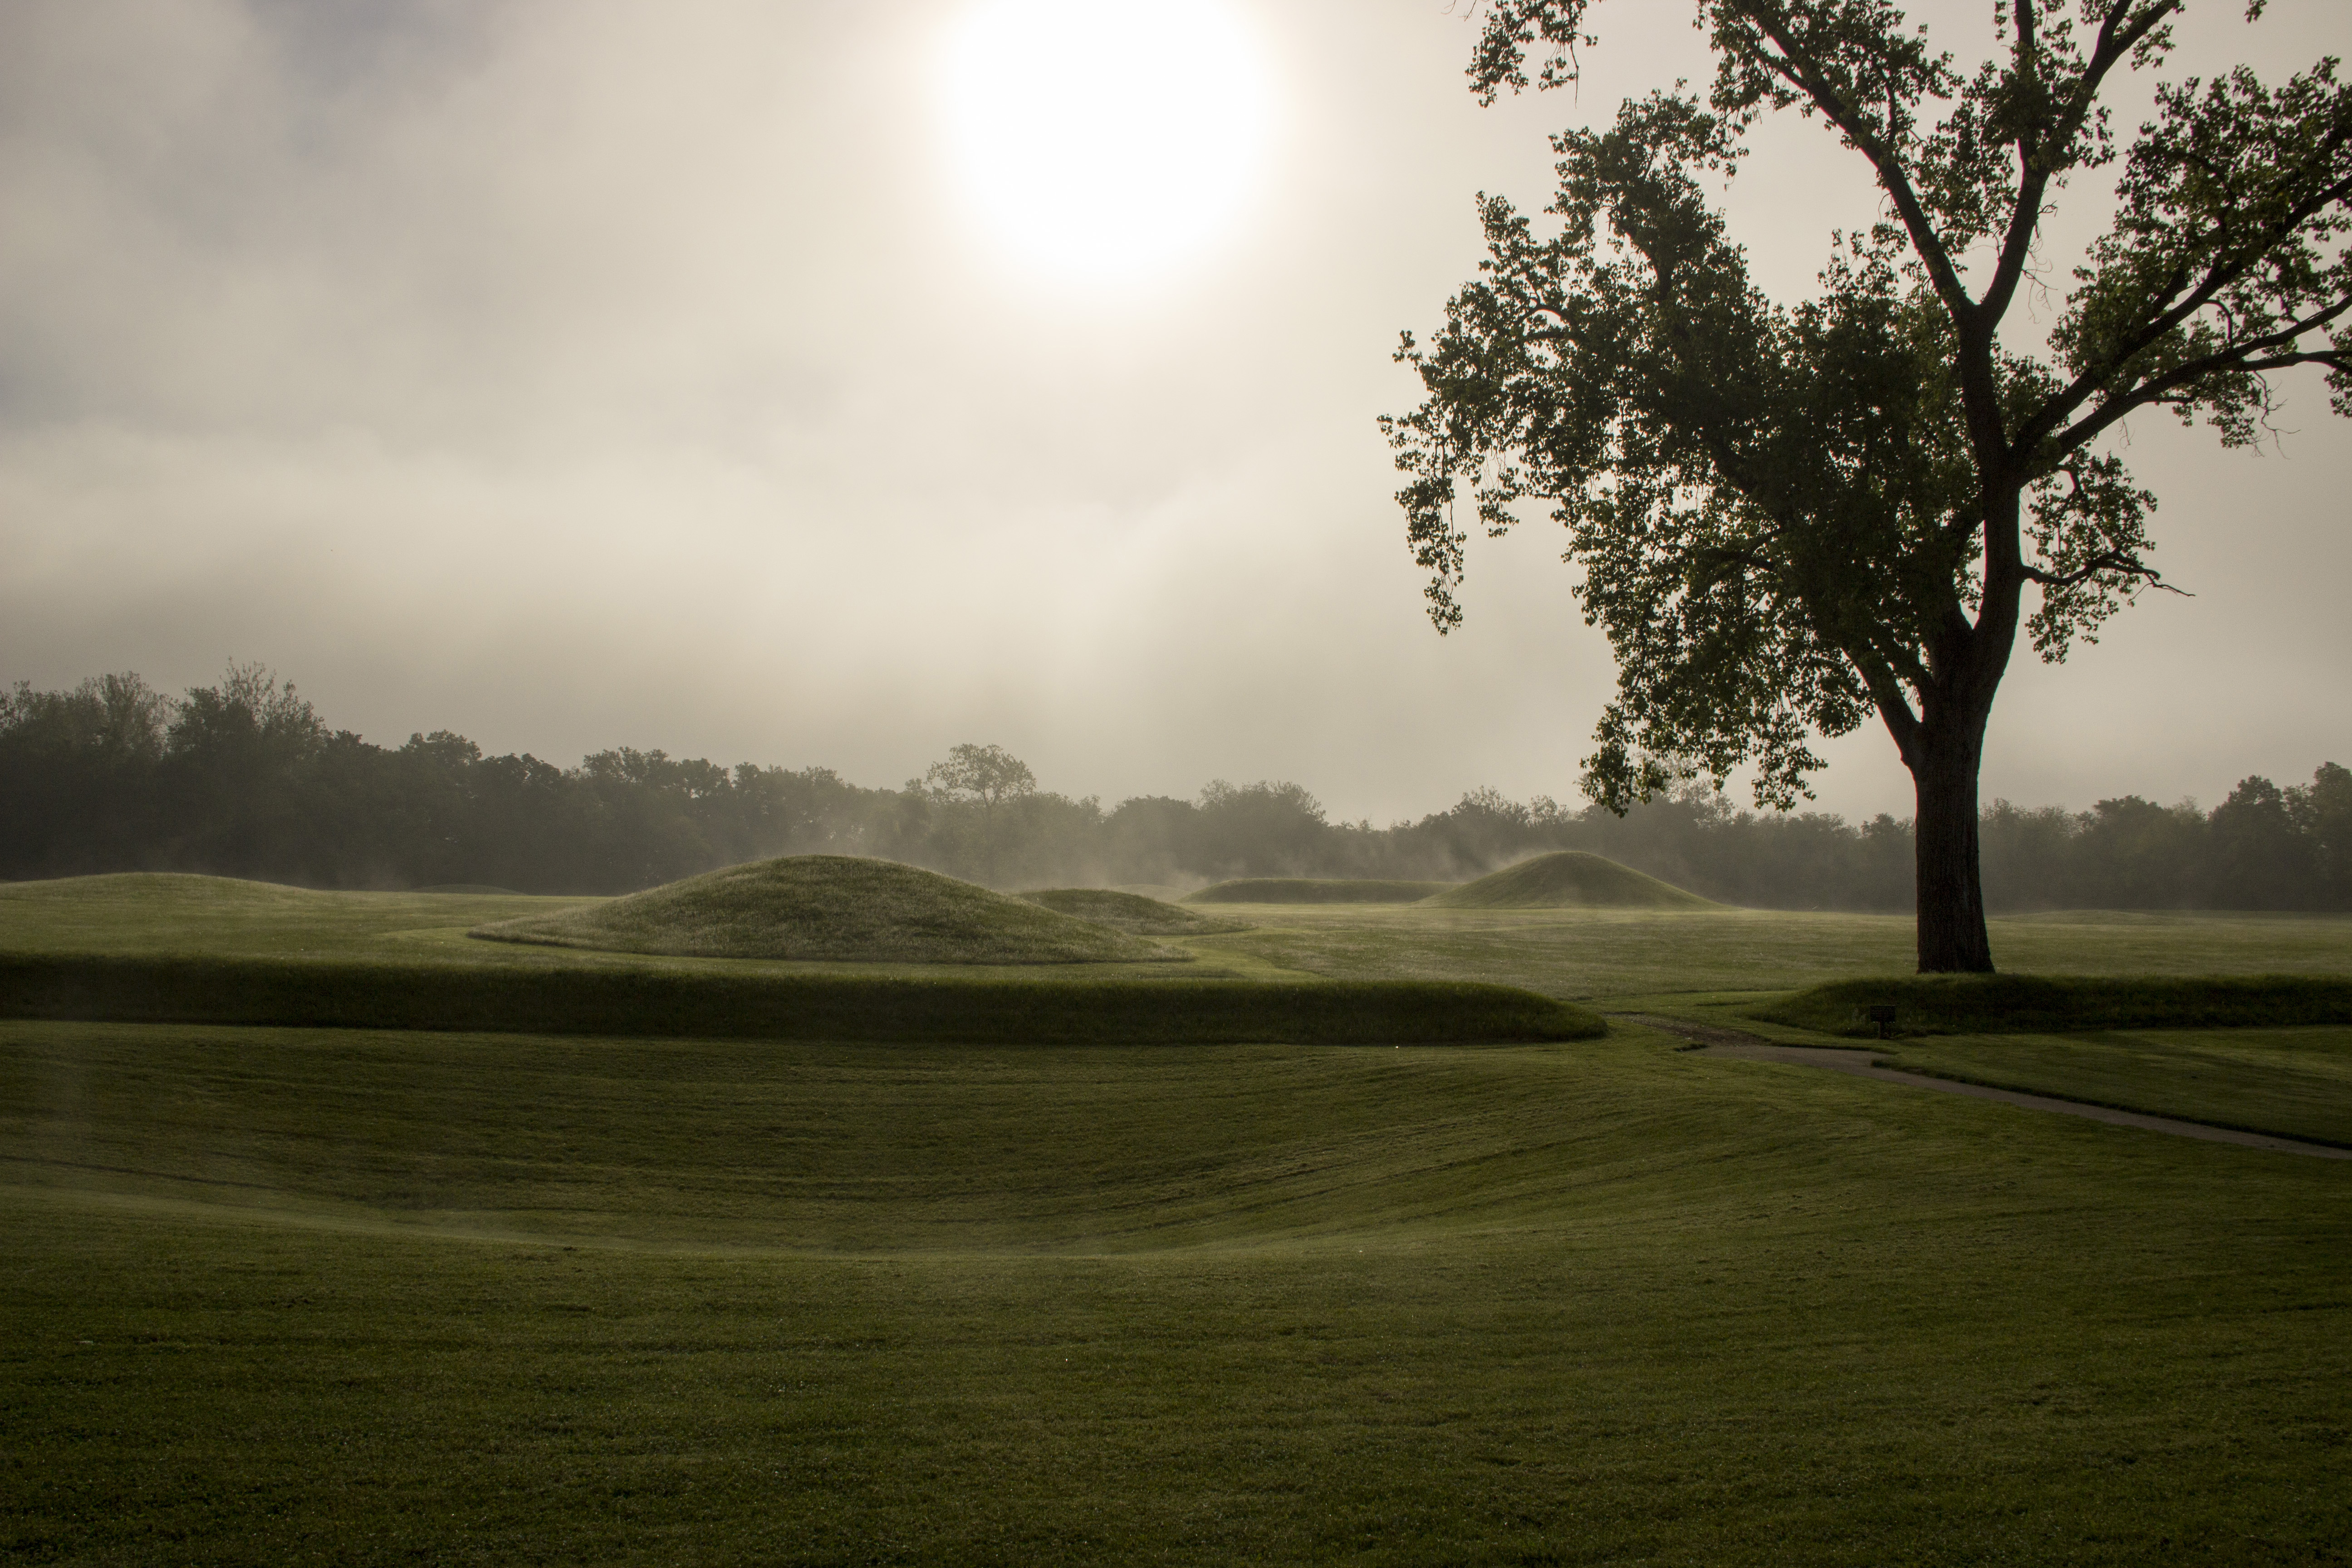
[938,0,1274,289]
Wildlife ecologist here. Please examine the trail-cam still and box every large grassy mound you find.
[1019,887,1245,936]
[1186,878,1455,904]
[472,855,1175,965]
[1753,972,2352,1037]
[1425,850,1716,910]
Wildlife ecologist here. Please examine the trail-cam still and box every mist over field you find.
[3,0,2348,826]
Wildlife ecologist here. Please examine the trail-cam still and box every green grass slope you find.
[473,854,1173,965]
[3,1019,2347,1563]
[1019,887,1245,936]
[1185,877,1454,904]
[1753,972,2352,1036]
[0,953,1603,1044]
[1869,1026,2352,1147]
[1424,850,1717,910]
[0,872,591,960]
[12,877,2349,999]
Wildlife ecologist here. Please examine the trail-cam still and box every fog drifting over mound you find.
[3,0,2347,824]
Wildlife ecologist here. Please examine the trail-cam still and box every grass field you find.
[1872,1026,2352,1147]
[1191,903,2352,997]
[4,876,2350,1563]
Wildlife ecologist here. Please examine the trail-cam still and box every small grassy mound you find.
[1752,973,2352,1037]
[473,855,1174,965]
[1019,888,1245,936]
[1186,878,1455,905]
[1425,851,1716,910]
[413,883,522,895]
[0,953,1607,1044]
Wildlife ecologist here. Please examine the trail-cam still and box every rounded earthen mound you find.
[1424,851,1717,910]
[1184,878,1455,905]
[470,855,1180,965]
[1019,887,1245,936]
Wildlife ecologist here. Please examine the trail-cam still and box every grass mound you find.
[1019,887,1244,936]
[1185,878,1455,904]
[1752,973,2352,1037]
[1425,851,1716,910]
[0,953,1607,1044]
[472,855,1174,965]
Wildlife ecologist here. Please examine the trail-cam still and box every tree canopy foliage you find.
[4,667,2347,912]
[1384,0,2352,969]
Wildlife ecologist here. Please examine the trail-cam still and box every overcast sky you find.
[3,0,2347,825]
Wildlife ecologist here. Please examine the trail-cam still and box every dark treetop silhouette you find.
[6,666,2349,907]
[1383,0,2352,970]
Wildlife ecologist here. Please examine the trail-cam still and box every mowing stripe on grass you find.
[0,953,1605,1044]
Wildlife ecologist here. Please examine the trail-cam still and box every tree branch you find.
[1979,1,2183,332]
[2048,298,2352,451]
[1729,2,1976,324]
[2019,152,2352,456]
[1846,642,1924,762]
[2018,551,2177,592]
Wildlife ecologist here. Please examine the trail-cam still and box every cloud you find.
[2,0,2347,826]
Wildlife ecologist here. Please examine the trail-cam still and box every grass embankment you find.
[1185,878,1454,904]
[1425,850,1716,910]
[0,872,1599,1044]
[0,871,586,960]
[1019,887,1244,936]
[1753,972,2352,1036]
[475,854,1172,964]
[0,953,1603,1045]
[1724,974,2352,1146]
[1871,1027,2352,1148]
[5,1020,2348,1563]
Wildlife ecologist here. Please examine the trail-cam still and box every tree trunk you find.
[1909,724,1994,973]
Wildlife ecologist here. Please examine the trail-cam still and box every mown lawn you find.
[5,1017,2350,1565]
[4,881,2349,1563]
[1873,1025,2352,1147]
[1190,903,2352,998]
[13,876,2351,997]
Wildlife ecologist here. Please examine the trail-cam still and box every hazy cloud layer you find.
[4,0,2347,824]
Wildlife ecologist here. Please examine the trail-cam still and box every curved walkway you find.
[1613,1013,2352,1161]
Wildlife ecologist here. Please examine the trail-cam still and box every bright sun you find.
[938,0,1274,288]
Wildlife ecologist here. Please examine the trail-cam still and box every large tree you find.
[1384,0,2352,969]
[921,742,1039,882]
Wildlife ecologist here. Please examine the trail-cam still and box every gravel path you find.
[1612,1013,2352,1161]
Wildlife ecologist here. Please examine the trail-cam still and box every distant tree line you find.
[4,667,2347,911]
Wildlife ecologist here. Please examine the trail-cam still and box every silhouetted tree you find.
[8,666,2350,911]
[2291,762,2352,908]
[1192,780,1332,878]
[1386,0,2352,970]
[921,743,1039,882]
[0,671,169,875]
[2205,775,2309,907]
